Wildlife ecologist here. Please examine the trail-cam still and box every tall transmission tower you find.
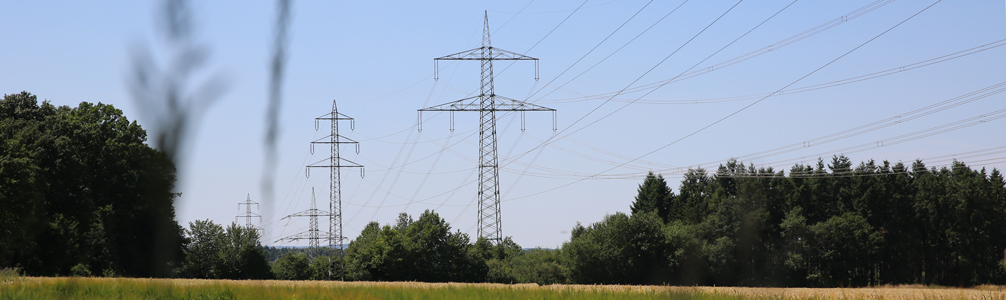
[418,12,555,244]
[307,100,363,280]
[236,193,262,233]
[275,187,330,249]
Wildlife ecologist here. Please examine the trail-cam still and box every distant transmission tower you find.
[307,100,363,280]
[236,193,262,233]
[418,12,555,244]
[275,187,330,249]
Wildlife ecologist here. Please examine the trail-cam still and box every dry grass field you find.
[1,276,1004,299]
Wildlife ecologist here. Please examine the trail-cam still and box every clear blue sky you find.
[3,1,1005,248]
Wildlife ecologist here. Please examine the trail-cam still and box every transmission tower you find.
[275,187,330,249]
[235,193,262,233]
[418,12,555,244]
[307,100,363,280]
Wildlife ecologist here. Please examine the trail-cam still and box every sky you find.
[3,0,1005,248]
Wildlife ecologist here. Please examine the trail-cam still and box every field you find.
[1,276,1005,300]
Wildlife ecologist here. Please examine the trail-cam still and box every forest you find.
[2,92,1005,286]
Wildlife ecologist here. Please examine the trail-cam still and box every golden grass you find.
[536,284,1006,299]
[2,277,1003,300]
[666,285,1006,300]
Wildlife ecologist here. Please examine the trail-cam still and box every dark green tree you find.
[780,206,811,286]
[807,212,882,287]
[507,248,571,285]
[344,222,388,281]
[344,210,484,282]
[669,168,712,224]
[217,223,272,279]
[630,172,675,222]
[180,220,225,278]
[308,254,343,280]
[335,156,1006,287]
[404,210,477,282]
[178,220,271,279]
[471,236,522,283]
[0,92,182,277]
[272,252,310,280]
[563,211,674,284]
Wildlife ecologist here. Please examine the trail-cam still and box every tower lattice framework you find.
[275,187,330,249]
[418,12,555,244]
[308,100,363,280]
[236,193,262,234]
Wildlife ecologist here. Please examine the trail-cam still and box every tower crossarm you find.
[307,157,364,168]
[314,110,354,131]
[311,135,359,144]
[305,100,361,279]
[235,213,262,220]
[274,231,333,244]
[279,209,332,220]
[315,111,355,121]
[417,11,552,244]
[436,47,537,61]
[310,134,360,154]
[236,194,263,233]
[419,96,555,112]
[306,157,364,178]
[434,48,539,80]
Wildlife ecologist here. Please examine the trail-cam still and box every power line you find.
[275,187,330,249]
[530,0,896,104]
[498,0,944,203]
[718,80,1006,164]
[493,0,589,79]
[305,101,364,280]
[493,76,1006,181]
[520,0,657,102]
[499,79,1006,180]
[492,0,742,191]
[499,0,796,187]
[524,0,689,103]
[493,0,535,34]
[236,193,263,234]
[545,39,1006,104]
[489,0,622,15]
[417,12,556,244]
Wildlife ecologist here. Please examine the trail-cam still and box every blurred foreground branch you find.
[262,0,292,236]
[129,0,227,166]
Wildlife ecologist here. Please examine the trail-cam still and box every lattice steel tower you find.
[236,193,262,233]
[275,187,330,249]
[308,100,362,279]
[418,12,555,244]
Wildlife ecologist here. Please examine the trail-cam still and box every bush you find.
[70,263,91,277]
[563,212,673,284]
[0,267,22,283]
[510,249,570,285]
[272,253,310,280]
[308,255,344,280]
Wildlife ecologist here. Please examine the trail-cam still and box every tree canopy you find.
[1,92,182,277]
[565,157,1006,287]
[345,210,483,282]
[265,157,1006,287]
[5,92,1003,287]
[630,172,675,222]
[179,220,272,279]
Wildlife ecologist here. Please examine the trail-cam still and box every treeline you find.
[4,92,1005,286]
[263,210,568,283]
[567,158,1006,287]
[0,92,182,277]
[343,211,566,284]
[327,159,1006,287]
[175,220,271,279]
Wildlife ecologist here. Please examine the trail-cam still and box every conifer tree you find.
[630,172,675,222]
